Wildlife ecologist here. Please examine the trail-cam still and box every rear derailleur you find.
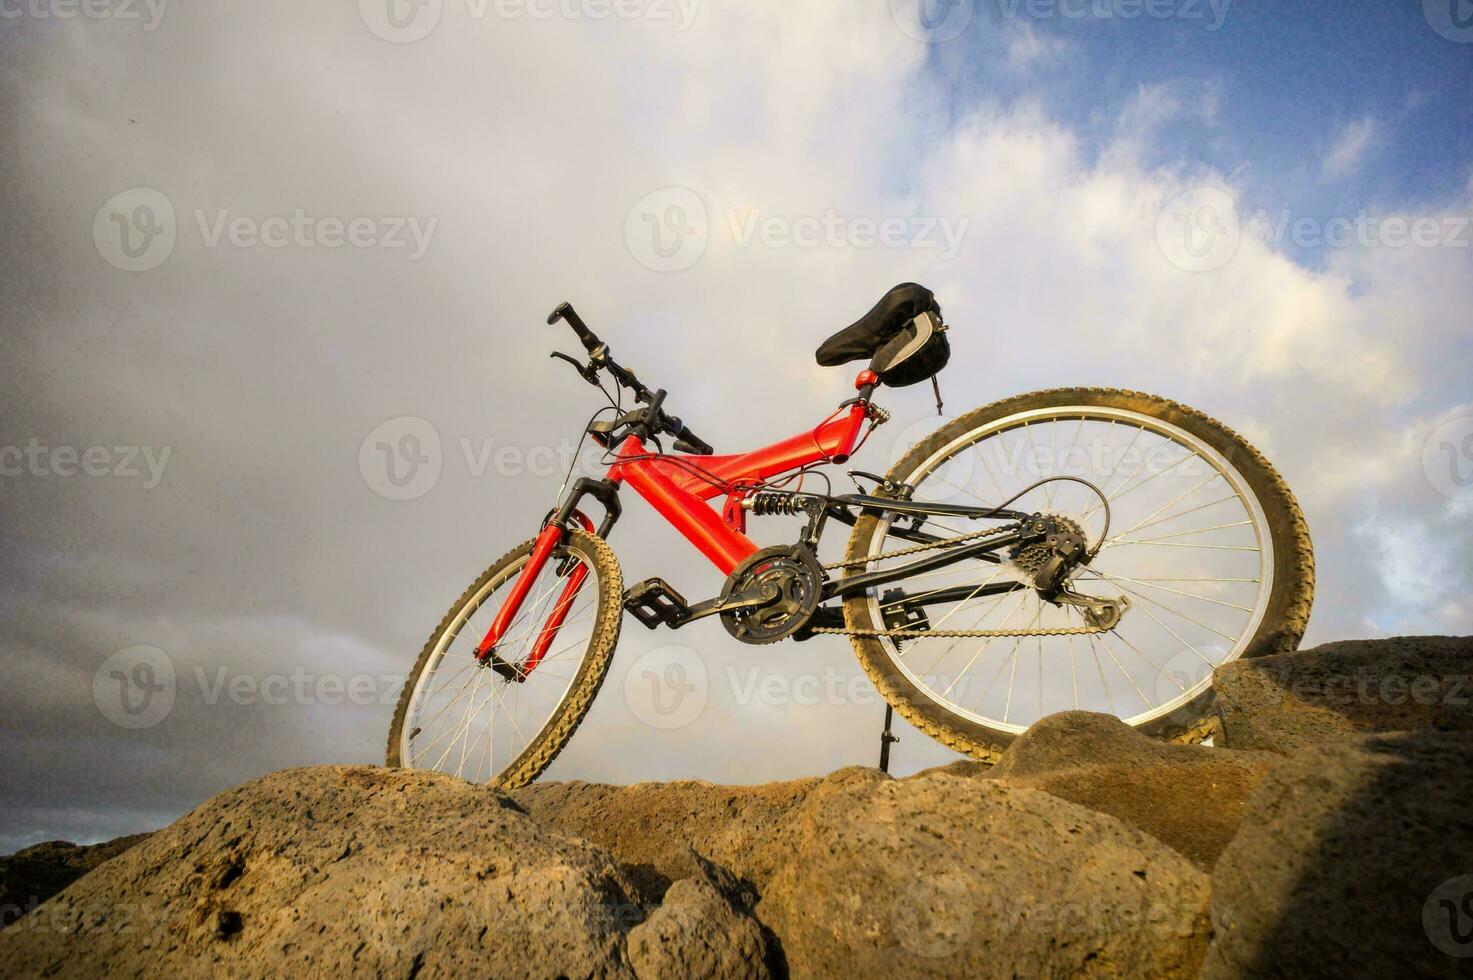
[1012,515,1129,630]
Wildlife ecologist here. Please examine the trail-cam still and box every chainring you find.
[720,545,825,645]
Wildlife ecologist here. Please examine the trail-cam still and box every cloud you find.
[0,3,1468,848]
[1004,22,1067,70]
[1323,115,1379,180]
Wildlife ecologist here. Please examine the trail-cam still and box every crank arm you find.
[670,582,782,627]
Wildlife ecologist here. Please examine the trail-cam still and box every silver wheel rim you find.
[399,545,601,782]
[861,405,1273,733]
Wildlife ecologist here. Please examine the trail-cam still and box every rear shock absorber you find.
[744,492,829,552]
[745,491,814,517]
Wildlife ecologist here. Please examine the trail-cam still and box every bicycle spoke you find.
[1111,629,1186,693]
[1087,635,1117,715]
[1116,488,1235,539]
[1068,633,1078,709]
[1103,539,1259,553]
[1086,569,1256,614]
[934,588,1032,698]
[855,402,1277,734]
[1096,633,1151,709]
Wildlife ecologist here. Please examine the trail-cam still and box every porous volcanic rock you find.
[1214,635,1473,753]
[1202,730,1473,979]
[986,711,1282,868]
[0,767,662,978]
[0,834,151,925]
[509,775,819,899]
[626,852,775,979]
[756,767,1212,978]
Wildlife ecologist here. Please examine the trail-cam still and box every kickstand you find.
[878,704,899,773]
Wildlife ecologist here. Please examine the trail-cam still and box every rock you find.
[626,852,775,980]
[908,759,990,780]
[1214,635,1473,753]
[1,834,152,926]
[0,766,653,978]
[987,711,1281,868]
[757,767,1211,978]
[510,776,819,900]
[1203,731,1473,979]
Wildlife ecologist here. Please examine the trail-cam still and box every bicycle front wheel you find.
[843,387,1314,761]
[387,529,622,789]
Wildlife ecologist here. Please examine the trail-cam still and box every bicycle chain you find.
[816,522,1108,639]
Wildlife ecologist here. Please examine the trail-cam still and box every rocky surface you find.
[1214,635,1473,754]
[511,775,819,900]
[1,834,152,926]
[626,853,776,980]
[2,635,1470,977]
[756,767,1210,978]
[0,767,661,977]
[986,711,1282,869]
[1204,731,1473,978]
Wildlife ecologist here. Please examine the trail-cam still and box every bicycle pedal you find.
[623,577,691,629]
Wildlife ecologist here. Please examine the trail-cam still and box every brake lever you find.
[550,351,601,387]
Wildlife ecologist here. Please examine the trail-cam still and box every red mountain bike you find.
[387,284,1314,787]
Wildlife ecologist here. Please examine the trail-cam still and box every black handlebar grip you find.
[674,424,714,456]
[547,302,601,354]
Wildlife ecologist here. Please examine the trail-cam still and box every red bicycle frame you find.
[473,371,878,669]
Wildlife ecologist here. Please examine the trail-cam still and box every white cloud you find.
[0,3,1468,837]
[1323,115,1379,179]
[1005,22,1067,70]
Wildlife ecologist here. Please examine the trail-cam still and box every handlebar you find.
[670,421,713,456]
[547,302,601,355]
[547,301,714,455]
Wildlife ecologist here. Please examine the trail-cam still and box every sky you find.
[1,0,1471,852]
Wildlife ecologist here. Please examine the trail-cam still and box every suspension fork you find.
[474,480,621,677]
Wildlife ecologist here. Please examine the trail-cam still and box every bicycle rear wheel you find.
[387,529,622,789]
[843,387,1314,761]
